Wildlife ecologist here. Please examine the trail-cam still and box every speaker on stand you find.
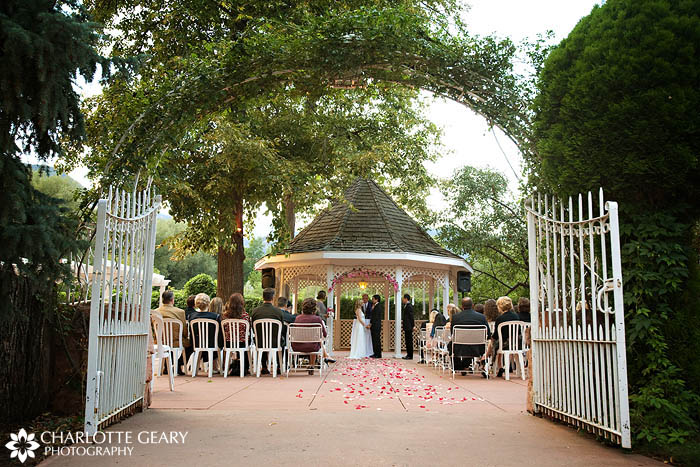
[261,268,276,289]
[457,271,471,299]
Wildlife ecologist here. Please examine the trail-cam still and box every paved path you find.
[43,355,658,466]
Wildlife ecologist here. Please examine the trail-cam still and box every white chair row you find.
[151,315,327,380]
[419,321,530,381]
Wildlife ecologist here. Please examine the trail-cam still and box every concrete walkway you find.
[43,355,658,466]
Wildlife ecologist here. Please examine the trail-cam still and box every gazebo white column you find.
[429,279,435,312]
[292,276,299,312]
[394,266,403,358]
[383,282,390,320]
[442,271,449,316]
[326,265,335,356]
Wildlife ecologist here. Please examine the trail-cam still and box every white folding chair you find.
[418,329,427,363]
[436,327,451,372]
[162,318,184,376]
[286,323,325,378]
[451,325,490,380]
[252,319,283,378]
[221,319,251,378]
[495,321,527,380]
[150,313,174,391]
[431,325,444,368]
[189,318,222,378]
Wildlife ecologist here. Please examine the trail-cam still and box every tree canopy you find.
[436,166,528,303]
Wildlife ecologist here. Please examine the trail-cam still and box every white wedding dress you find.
[348,308,373,359]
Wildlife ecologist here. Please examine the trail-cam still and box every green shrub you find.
[183,273,216,298]
[151,290,159,309]
[245,297,262,314]
[173,289,188,309]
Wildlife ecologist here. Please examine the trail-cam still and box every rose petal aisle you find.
[311,357,484,412]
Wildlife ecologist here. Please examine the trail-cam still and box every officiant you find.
[401,294,415,360]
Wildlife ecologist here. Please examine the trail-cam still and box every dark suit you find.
[370,301,383,357]
[449,308,491,370]
[250,303,285,372]
[402,302,415,358]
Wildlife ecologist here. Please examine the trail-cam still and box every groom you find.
[369,294,383,358]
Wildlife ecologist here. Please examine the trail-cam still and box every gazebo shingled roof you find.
[285,178,463,260]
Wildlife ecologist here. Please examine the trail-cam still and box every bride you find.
[349,298,373,358]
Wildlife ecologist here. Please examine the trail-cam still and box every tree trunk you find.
[217,198,245,298]
[283,192,296,239]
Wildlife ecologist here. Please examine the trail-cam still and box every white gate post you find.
[394,266,403,358]
[527,202,540,412]
[84,200,107,435]
[607,201,631,448]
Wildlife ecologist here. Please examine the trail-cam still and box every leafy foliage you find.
[183,273,216,299]
[531,0,700,447]
[436,166,528,302]
[31,171,83,212]
[153,219,217,289]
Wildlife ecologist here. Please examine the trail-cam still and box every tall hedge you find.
[531,0,700,446]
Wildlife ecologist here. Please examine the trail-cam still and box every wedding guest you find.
[155,290,190,375]
[209,297,224,316]
[401,294,415,360]
[250,288,285,375]
[277,297,297,325]
[431,308,447,338]
[316,290,329,325]
[189,293,222,366]
[486,296,520,377]
[293,298,328,375]
[483,298,499,333]
[449,297,491,375]
[474,303,485,314]
[517,297,531,322]
[419,310,438,363]
[221,293,251,376]
[185,295,197,321]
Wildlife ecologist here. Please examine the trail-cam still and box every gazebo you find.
[255,178,472,357]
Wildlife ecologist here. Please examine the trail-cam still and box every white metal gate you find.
[84,188,161,434]
[526,189,631,448]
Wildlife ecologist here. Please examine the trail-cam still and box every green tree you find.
[0,0,109,423]
[243,237,267,284]
[153,218,217,289]
[531,0,700,447]
[31,172,83,212]
[436,166,528,303]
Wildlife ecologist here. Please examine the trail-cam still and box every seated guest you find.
[517,297,531,322]
[155,290,190,374]
[250,288,285,375]
[189,293,222,365]
[474,303,485,314]
[221,293,251,376]
[444,304,460,334]
[420,310,438,363]
[209,297,224,316]
[486,296,520,377]
[449,297,491,375]
[483,298,499,334]
[292,298,329,375]
[277,297,297,325]
[430,309,447,338]
[185,295,197,321]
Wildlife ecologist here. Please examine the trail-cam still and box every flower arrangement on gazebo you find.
[329,268,399,292]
